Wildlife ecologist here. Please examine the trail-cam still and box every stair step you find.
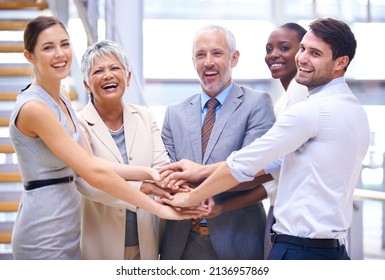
[0,174,20,182]
[0,230,12,244]
[0,91,78,101]
[0,21,29,31]
[0,92,18,101]
[0,137,14,153]
[0,2,48,10]
[0,110,10,126]
[0,0,74,259]
[0,66,32,76]
[0,44,24,53]
[0,164,20,182]
[0,200,19,212]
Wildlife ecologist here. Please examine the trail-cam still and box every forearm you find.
[93,156,154,181]
[76,177,139,211]
[197,162,223,179]
[159,160,225,187]
[189,162,239,205]
[220,185,268,213]
[82,163,160,213]
[229,172,273,191]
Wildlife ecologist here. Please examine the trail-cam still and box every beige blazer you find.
[76,101,169,260]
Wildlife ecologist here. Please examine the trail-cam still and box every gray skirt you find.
[11,182,81,260]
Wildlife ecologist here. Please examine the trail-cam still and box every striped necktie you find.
[201,98,220,158]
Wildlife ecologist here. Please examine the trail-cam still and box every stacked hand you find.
[150,159,216,218]
[159,159,207,189]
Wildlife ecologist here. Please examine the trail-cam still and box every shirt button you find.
[129,155,133,160]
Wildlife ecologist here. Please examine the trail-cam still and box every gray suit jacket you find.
[160,83,275,259]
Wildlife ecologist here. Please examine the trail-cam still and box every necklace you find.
[108,124,124,133]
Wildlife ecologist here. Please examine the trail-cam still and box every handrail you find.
[354,188,385,202]
[104,2,148,106]
[73,0,95,46]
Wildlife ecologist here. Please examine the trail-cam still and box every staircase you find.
[0,1,79,259]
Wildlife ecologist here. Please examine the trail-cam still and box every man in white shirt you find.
[160,18,370,260]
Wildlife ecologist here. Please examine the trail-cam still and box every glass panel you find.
[143,19,273,80]
[352,0,369,21]
[284,0,313,19]
[348,22,385,80]
[316,0,341,18]
[144,0,271,20]
[371,0,385,21]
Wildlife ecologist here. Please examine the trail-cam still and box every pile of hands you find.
[144,159,221,219]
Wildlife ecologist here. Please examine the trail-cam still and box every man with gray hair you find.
[160,25,275,259]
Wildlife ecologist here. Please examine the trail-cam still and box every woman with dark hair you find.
[263,22,309,258]
[265,22,308,116]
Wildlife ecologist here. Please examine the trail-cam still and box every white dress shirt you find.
[227,77,370,239]
[273,79,309,118]
[264,79,309,205]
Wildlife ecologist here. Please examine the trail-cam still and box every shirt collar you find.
[200,82,233,112]
[308,76,345,96]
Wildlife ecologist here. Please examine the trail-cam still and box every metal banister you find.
[73,0,96,46]
[354,189,385,202]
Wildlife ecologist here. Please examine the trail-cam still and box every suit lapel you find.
[123,105,138,162]
[186,95,205,163]
[81,102,124,163]
[203,84,243,163]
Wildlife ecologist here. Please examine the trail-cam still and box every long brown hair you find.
[24,16,68,53]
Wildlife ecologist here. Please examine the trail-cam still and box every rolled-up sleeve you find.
[227,151,256,182]
[226,101,317,185]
